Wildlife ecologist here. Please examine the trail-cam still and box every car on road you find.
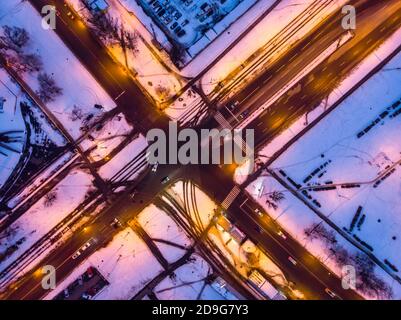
[130,190,138,200]
[239,110,250,120]
[227,101,239,111]
[110,218,122,229]
[325,288,341,299]
[161,176,170,184]
[151,162,159,172]
[254,208,263,217]
[66,11,75,20]
[81,238,97,251]
[277,230,287,239]
[288,256,297,265]
[72,251,82,260]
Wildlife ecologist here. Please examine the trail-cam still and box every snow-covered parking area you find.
[0,0,116,141]
[131,0,257,51]
[271,49,401,275]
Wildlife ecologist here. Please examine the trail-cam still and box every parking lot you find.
[54,267,109,300]
[139,0,242,47]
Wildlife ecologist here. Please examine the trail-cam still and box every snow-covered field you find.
[137,204,193,264]
[154,254,223,300]
[246,175,401,299]
[0,169,94,273]
[44,227,164,300]
[0,69,26,190]
[271,48,401,276]
[0,0,116,140]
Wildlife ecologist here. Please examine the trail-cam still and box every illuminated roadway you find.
[3,0,401,300]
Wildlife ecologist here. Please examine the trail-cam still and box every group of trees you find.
[0,25,62,103]
[0,26,42,73]
[304,222,393,299]
[88,12,139,55]
[265,190,285,210]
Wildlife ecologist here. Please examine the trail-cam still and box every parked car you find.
[161,176,170,184]
[170,22,178,30]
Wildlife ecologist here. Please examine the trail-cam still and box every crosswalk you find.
[221,185,241,210]
[214,111,252,155]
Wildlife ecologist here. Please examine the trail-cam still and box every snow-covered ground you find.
[165,180,217,230]
[0,69,26,190]
[0,0,116,141]
[0,169,94,273]
[154,253,224,300]
[246,175,401,299]
[137,204,193,263]
[44,227,164,300]
[98,133,148,181]
[271,48,401,277]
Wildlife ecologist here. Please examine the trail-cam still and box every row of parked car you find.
[148,0,188,37]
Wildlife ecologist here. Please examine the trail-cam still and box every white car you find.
[288,256,297,265]
[151,162,158,172]
[254,208,263,217]
[72,251,81,260]
[81,238,97,251]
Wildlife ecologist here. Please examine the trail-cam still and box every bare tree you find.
[43,190,58,208]
[87,12,120,46]
[36,72,63,103]
[155,85,171,102]
[70,105,84,122]
[354,253,393,299]
[0,25,29,51]
[304,223,337,245]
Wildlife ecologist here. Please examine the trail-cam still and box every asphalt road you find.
[5,0,401,300]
